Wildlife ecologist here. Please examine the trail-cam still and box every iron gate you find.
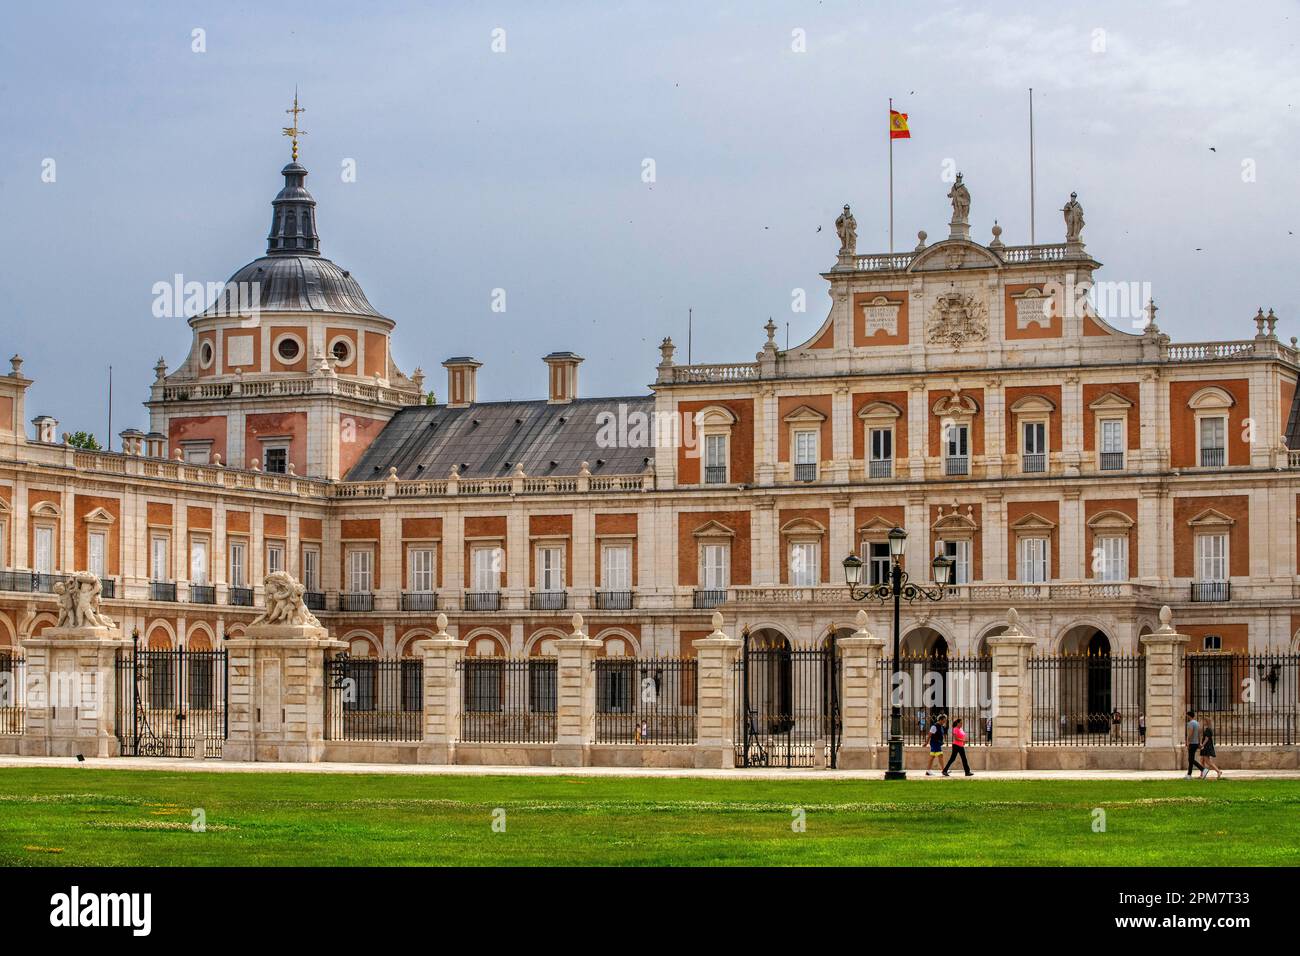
[115,642,228,757]
[734,630,840,768]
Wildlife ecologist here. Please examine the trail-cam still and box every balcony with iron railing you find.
[401,591,438,612]
[530,591,568,611]
[228,586,254,607]
[595,590,634,610]
[304,590,326,611]
[945,456,969,476]
[464,591,501,612]
[188,584,216,605]
[150,581,178,602]
[869,458,893,479]
[1191,581,1232,603]
[1200,447,1226,468]
[339,592,374,612]
[793,462,817,482]
[1021,453,1046,474]
[1099,451,1125,471]
[693,588,728,609]
[704,465,728,484]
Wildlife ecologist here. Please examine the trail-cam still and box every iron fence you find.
[594,656,697,744]
[879,654,994,746]
[734,634,840,768]
[115,644,228,757]
[1029,652,1145,745]
[324,656,423,741]
[1184,652,1299,746]
[0,653,25,735]
[457,658,557,743]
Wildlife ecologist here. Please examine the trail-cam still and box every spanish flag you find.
[890,109,910,139]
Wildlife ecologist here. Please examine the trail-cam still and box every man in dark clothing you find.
[1185,709,1204,777]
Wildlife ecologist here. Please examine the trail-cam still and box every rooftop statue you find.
[947,173,971,225]
[1063,192,1085,243]
[835,204,857,255]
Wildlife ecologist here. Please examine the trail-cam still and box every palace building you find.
[2,143,1300,677]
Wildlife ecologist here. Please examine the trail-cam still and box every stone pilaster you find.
[552,613,602,766]
[21,625,129,757]
[416,613,468,764]
[837,609,886,769]
[223,622,345,762]
[986,608,1036,769]
[693,612,740,768]
[1140,606,1188,770]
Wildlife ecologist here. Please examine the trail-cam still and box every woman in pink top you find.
[942,717,974,776]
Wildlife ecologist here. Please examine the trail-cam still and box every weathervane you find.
[282,88,306,161]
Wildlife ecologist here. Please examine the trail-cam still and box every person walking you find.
[924,714,948,776]
[1200,719,1222,780]
[942,717,974,776]
[1138,712,1146,744]
[1111,709,1122,742]
[984,714,993,744]
[1185,709,1205,778]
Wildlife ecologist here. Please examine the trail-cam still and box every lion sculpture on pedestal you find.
[251,571,321,628]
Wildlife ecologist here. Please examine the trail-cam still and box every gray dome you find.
[200,160,385,319]
[207,254,384,318]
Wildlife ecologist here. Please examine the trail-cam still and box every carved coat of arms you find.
[927,291,988,347]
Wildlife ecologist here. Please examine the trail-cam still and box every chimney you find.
[144,431,168,458]
[442,357,481,409]
[119,428,146,456]
[31,415,58,444]
[543,352,583,405]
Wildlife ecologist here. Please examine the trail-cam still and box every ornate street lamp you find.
[843,527,954,780]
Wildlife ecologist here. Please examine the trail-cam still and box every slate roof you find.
[1287,386,1300,449]
[346,396,656,481]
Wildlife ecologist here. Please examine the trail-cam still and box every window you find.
[793,430,817,480]
[869,427,893,478]
[1099,419,1124,470]
[33,526,54,574]
[150,534,169,581]
[301,545,319,592]
[945,423,969,475]
[87,531,106,579]
[229,540,247,588]
[789,541,819,586]
[1017,537,1049,583]
[867,541,891,586]
[1198,416,1226,467]
[601,544,631,592]
[472,546,501,593]
[939,539,971,585]
[347,549,373,593]
[266,541,284,576]
[330,338,353,365]
[700,543,729,590]
[408,546,435,592]
[190,538,209,586]
[1095,535,1128,582]
[536,545,564,592]
[1196,533,1227,582]
[0,522,7,570]
[275,336,301,363]
[1021,421,1046,472]
[1203,635,1222,651]
[264,445,289,474]
[704,434,727,484]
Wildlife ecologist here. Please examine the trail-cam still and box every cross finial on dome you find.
[282,87,306,162]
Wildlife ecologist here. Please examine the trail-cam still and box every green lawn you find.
[1,768,1297,866]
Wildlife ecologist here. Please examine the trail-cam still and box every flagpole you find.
[1029,87,1036,246]
[888,97,894,253]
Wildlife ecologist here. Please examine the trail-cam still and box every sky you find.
[1,0,1297,442]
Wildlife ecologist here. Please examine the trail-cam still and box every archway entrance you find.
[1058,626,1113,735]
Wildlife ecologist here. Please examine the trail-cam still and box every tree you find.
[65,431,102,450]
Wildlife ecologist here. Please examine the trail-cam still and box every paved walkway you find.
[2,755,1298,781]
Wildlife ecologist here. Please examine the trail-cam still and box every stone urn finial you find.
[1155,605,1175,634]
[570,613,585,637]
[435,612,449,636]
[710,611,724,633]
[1004,607,1023,635]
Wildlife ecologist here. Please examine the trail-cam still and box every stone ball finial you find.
[711,610,724,631]
[387,466,398,480]
[915,229,928,251]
